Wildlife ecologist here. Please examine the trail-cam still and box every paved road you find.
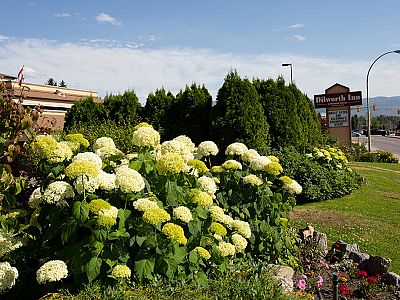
[351,135,400,158]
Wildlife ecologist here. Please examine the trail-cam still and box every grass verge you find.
[290,162,400,273]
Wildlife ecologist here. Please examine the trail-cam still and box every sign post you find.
[314,84,362,144]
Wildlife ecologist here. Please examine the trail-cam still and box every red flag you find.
[17,65,24,86]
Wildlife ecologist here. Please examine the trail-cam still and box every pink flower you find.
[297,278,307,291]
[317,275,324,288]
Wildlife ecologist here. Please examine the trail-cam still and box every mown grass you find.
[290,162,400,273]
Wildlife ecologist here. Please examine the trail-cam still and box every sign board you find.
[314,91,362,108]
[328,110,349,127]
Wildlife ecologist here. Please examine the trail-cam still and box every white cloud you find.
[0,35,10,41]
[292,35,306,42]
[1,37,399,105]
[95,13,122,27]
[288,24,305,29]
[55,12,72,18]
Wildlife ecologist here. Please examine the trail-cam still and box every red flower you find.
[338,284,352,297]
[367,277,376,285]
[356,270,368,277]
[375,274,381,279]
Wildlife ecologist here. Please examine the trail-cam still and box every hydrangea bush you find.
[0,124,303,296]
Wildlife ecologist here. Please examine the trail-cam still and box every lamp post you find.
[282,63,293,84]
[366,50,400,151]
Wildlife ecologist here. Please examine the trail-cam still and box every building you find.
[0,72,100,130]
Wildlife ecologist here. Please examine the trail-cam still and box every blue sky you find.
[2,0,400,104]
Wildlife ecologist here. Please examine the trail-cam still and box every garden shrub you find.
[374,150,399,163]
[0,125,301,298]
[277,146,363,203]
[342,143,398,163]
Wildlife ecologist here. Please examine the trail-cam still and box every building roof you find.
[0,72,17,80]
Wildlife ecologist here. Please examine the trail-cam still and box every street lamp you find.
[366,50,400,151]
[282,63,293,84]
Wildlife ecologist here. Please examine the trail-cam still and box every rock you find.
[314,231,328,254]
[382,272,400,287]
[349,251,370,264]
[331,240,360,258]
[268,264,294,293]
[365,256,391,276]
[300,225,314,240]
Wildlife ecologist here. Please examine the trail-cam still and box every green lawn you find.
[290,162,400,273]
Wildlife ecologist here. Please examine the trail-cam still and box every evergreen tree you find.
[210,70,269,154]
[164,83,212,143]
[143,88,175,134]
[254,77,320,151]
[58,80,67,88]
[103,90,142,125]
[64,97,105,130]
[45,78,57,86]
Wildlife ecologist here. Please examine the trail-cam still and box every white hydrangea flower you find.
[216,242,236,257]
[222,159,242,170]
[28,187,42,209]
[98,205,119,219]
[249,156,272,171]
[286,179,303,195]
[72,152,103,170]
[231,233,248,252]
[0,262,18,293]
[241,149,260,162]
[0,230,24,258]
[74,175,99,194]
[48,142,73,164]
[243,174,263,186]
[225,142,248,156]
[132,198,159,212]
[231,220,252,238]
[42,181,75,207]
[115,166,145,193]
[173,206,193,223]
[196,141,219,158]
[197,176,217,195]
[93,137,116,152]
[96,171,116,191]
[111,264,131,279]
[132,126,160,148]
[36,260,68,284]
[95,146,124,161]
[173,135,196,152]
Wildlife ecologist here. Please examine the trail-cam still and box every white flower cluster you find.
[216,241,236,257]
[222,159,242,170]
[28,187,42,209]
[42,181,75,207]
[111,264,131,279]
[197,176,217,195]
[36,260,68,285]
[161,140,194,162]
[115,166,145,193]
[74,175,99,194]
[0,262,18,293]
[93,137,116,151]
[173,135,196,152]
[241,149,259,162]
[225,142,248,156]
[132,126,160,148]
[173,206,193,223]
[231,220,252,238]
[48,141,73,164]
[98,205,119,219]
[132,198,159,212]
[72,152,103,170]
[249,156,272,171]
[0,230,24,257]
[286,179,303,195]
[196,141,218,158]
[231,233,248,252]
[96,171,116,191]
[243,174,263,186]
[95,146,124,161]
[208,206,233,227]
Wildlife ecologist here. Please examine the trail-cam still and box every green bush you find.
[277,147,363,203]
[374,150,398,163]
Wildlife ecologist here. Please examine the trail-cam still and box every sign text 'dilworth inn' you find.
[313,91,362,108]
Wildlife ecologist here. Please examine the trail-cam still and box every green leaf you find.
[118,209,131,229]
[173,244,187,264]
[61,220,77,244]
[51,164,65,177]
[72,201,89,223]
[165,180,178,206]
[160,257,178,279]
[91,241,104,255]
[194,271,208,287]
[136,236,147,246]
[134,259,154,282]
[111,239,129,262]
[85,257,102,282]
[195,206,208,220]
[93,228,108,242]
[189,250,199,264]
[129,160,143,171]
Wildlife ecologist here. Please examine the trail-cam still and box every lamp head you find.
[282,63,292,66]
